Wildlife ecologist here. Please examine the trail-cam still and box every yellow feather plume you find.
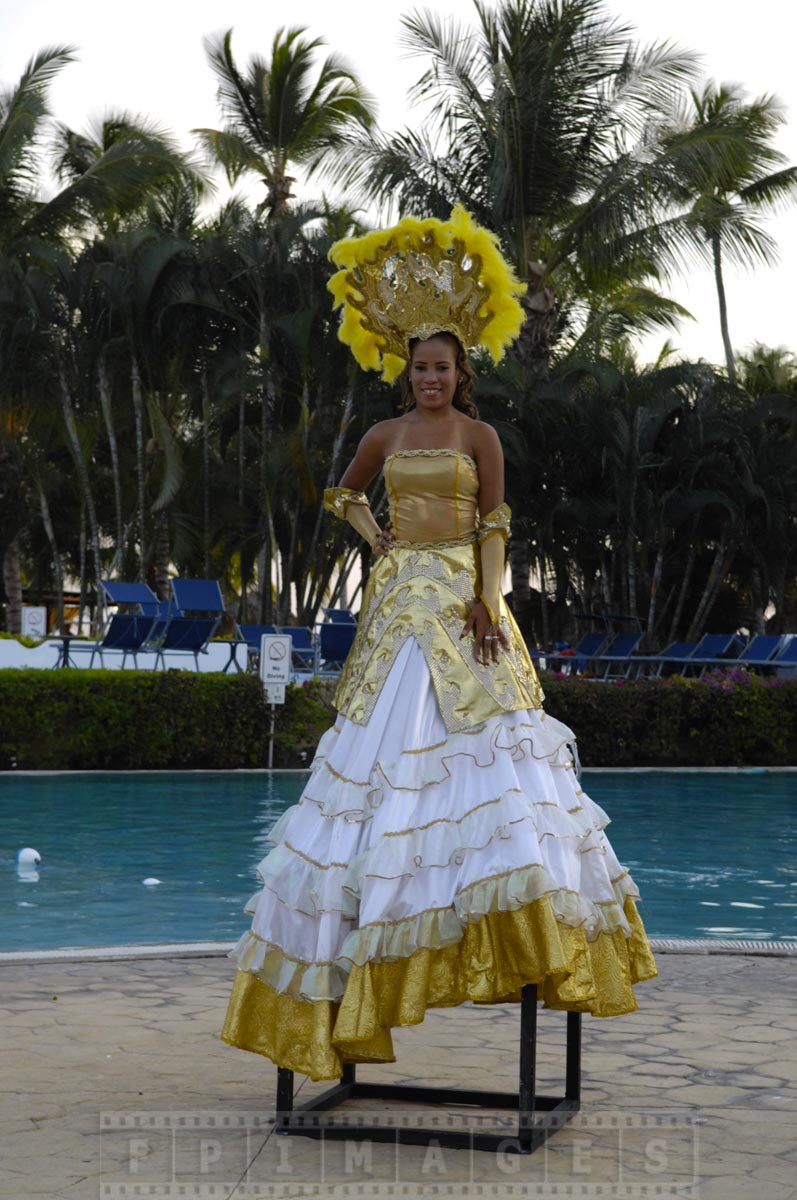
[328,206,526,381]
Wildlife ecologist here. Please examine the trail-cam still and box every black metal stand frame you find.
[274,983,581,1155]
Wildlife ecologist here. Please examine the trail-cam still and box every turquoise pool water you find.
[1,771,795,951]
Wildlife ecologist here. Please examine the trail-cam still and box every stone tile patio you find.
[1,949,795,1199]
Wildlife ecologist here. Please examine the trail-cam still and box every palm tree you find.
[668,83,797,383]
[736,343,797,398]
[195,27,374,213]
[339,0,719,379]
[52,112,206,236]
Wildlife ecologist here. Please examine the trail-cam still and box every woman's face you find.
[409,336,460,412]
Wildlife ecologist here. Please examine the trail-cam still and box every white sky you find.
[1,0,795,367]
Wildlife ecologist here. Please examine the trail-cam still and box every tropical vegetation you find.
[1,1,796,651]
[1,667,795,769]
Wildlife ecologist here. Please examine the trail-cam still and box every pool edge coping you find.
[3,766,797,775]
[2,936,797,966]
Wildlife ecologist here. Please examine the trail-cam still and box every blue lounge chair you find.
[323,608,357,624]
[239,624,278,650]
[151,579,225,671]
[628,640,698,678]
[546,632,608,674]
[767,638,797,672]
[278,626,318,673]
[679,634,747,677]
[593,633,644,679]
[171,578,226,621]
[733,635,783,667]
[101,582,159,613]
[237,624,279,673]
[69,581,159,668]
[318,623,357,673]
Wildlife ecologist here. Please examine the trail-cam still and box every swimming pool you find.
[2,770,795,951]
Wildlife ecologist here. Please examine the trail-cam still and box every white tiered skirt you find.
[222,638,658,1080]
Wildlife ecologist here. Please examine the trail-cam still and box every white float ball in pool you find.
[17,848,41,865]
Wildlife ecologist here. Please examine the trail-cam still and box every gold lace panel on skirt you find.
[333,538,542,731]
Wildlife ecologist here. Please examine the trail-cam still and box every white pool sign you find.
[259,634,292,705]
[21,606,47,638]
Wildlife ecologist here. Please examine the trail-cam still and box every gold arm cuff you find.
[477,502,511,544]
[323,487,370,521]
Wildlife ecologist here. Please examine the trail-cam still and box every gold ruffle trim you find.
[221,892,658,1081]
[323,486,369,520]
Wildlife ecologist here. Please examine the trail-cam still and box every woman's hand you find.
[460,600,510,666]
[372,520,395,557]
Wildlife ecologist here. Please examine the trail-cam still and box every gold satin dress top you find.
[385,449,479,544]
[329,449,543,732]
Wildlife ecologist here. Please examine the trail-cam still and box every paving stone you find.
[1,950,795,1197]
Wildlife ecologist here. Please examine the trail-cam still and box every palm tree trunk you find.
[509,535,531,607]
[514,292,558,383]
[131,354,147,581]
[257,356,277,623]
[304,526,349,624]
[238,391,246,621]
[60,368,104,634]
[751,566,766,635]
[78,504,87,636]
[97,354,123,568]
[626,536,637,618]
[37,485,65,633]
[686,535,730,642]
[153,512,170,600]
[712,232,737,384]
[278,382,311,624]
[327,546,362,609]
[537,546,550,649]
[645,538,665,650]
[598,550,612,610]
[2,537,23,634]
[668,521,698,642]
[202,370,211,578]
[299,389,354,623]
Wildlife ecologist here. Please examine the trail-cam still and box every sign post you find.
[259,635,292,768]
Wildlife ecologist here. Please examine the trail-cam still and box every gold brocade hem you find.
[221,893,658,1081]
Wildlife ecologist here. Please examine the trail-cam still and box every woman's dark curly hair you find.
[399,332,479,419]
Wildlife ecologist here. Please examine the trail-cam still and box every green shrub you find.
[0,670,336,770]
[540,669,797,766]
[0,666,794,771]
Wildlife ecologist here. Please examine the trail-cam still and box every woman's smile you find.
[410,335,459,408]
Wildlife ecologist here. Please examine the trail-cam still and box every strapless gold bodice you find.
[384,449,479,543]
[329,448,543,731]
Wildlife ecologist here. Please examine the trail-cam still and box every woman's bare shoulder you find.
[469,419,503,457]
[359,417,403,452]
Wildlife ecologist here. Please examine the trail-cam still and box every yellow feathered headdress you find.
[327,205,526,383]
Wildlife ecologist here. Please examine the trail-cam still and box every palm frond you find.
[0,45,76,207]
[193,127,268,185]
[740,165,797,208]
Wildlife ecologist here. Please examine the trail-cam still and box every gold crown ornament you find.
[327,205,526,384]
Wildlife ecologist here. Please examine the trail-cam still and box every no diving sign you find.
[259,635,292,702]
